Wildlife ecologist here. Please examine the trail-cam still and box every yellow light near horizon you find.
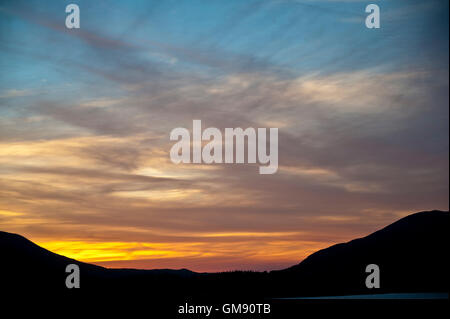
[197,231,302,238]
[34,238,332,270]
[0,210,24,217]
[36,240,208,263]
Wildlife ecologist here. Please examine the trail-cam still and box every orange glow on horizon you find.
[35,239,332,272]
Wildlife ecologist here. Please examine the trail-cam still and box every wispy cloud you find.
[0,0,448,271]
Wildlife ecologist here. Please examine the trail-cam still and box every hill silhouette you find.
[1,210,448,300]
[271,210,449,297]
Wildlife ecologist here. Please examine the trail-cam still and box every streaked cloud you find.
[0,0,448,271]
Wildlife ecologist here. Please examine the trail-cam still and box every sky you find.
[0,0,448,272]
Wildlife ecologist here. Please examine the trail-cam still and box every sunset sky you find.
[0,0,448,272]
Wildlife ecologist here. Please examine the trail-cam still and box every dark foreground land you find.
[1,210,449,317]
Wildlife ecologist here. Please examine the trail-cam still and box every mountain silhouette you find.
[271,210,449,297]
[1,210,448,300]
[0,230,196,292]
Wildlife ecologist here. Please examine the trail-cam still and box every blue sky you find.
[1,0,448,89]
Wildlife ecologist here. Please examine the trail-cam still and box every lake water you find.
[277,292,448,300]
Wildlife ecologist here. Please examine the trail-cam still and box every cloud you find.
[0,0,447,271]
[0,89,33,98]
